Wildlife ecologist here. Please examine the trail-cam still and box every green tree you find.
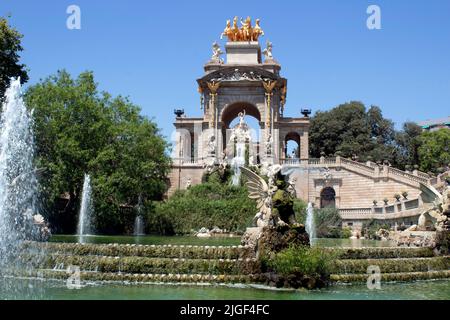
[309,102,396,163]
[25,70,170,234]
[394,122,423,169]
[0,17,29,102]
[418,129,450,174]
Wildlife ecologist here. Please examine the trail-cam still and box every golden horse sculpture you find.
[221,16,265,42]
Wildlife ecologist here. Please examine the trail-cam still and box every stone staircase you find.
[329,247,450,283]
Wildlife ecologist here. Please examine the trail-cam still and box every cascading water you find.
[305,202,316,245]
[229,113,252,186]
[77,173,93,243]
[231,142,246,186]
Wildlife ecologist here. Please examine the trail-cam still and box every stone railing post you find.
[336,156,341,165]
[382,165,389,178]
[320,156,325,164]
[374,165,380,178]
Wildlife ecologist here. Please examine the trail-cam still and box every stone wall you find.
[166,165,204,197]
[306,168,421,208]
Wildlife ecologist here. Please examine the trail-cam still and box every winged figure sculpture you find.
[240,166,276,227]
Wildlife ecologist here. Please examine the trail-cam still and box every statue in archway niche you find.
[238,110,245,126]
[207,135,216,155]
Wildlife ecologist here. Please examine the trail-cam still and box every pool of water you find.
[50,235,395,248]
[1,278,449,300]
[312,238,396,247]
[50,235,242,246]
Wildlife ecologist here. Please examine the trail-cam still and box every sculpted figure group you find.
[221,16,265,42]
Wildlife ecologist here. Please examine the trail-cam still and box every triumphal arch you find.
[169,17,309,193]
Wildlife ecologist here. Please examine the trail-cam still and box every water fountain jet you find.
[0,78,44,294]
[306,202,316,245]
[77,173,93,243]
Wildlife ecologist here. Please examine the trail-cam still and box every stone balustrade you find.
[338,197,423,220]
[172,158,204,166]
[387,166,429,185]
[280,156,432,186]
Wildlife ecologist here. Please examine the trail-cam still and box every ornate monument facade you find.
[168,17,446,234]
[169,17,308,192]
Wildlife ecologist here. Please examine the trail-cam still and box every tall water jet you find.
[134,194,145,236]
[305,202,316,245]
[77,174,93,243]
[0,78,40,272]
[134,216,145,236]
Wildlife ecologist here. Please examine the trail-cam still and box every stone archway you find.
[320,187,336,208]
[220,102,262,129]
[220,102,262,163]
[284,131,301,159]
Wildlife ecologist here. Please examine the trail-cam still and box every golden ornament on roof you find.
[220,17,265,42]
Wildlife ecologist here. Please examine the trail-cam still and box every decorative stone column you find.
[263,80,277,132]
[207,81,220,130]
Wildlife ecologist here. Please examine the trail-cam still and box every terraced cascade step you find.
[330,256,450,274]
[19,242,450,285]
[24,242,253,260]
[330,270,450,283]
[328,247,436,259]
[330,254,450,283]
[26,269,267,284]
[40,254,261,275]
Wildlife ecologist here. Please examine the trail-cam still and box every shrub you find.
[341,226,352,239]
[146,182,257,235]
[293,199,307,224]
[314,207,343,238]
[265,245,335,288]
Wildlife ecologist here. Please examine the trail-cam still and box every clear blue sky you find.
[1,0,449,140]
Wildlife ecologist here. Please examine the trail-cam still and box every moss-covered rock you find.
[256,224,309,259]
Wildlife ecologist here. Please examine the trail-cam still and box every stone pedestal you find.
[241,224,309,259]
[225,41,262,65]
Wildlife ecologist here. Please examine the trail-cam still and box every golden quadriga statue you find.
[221,16,265,42]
